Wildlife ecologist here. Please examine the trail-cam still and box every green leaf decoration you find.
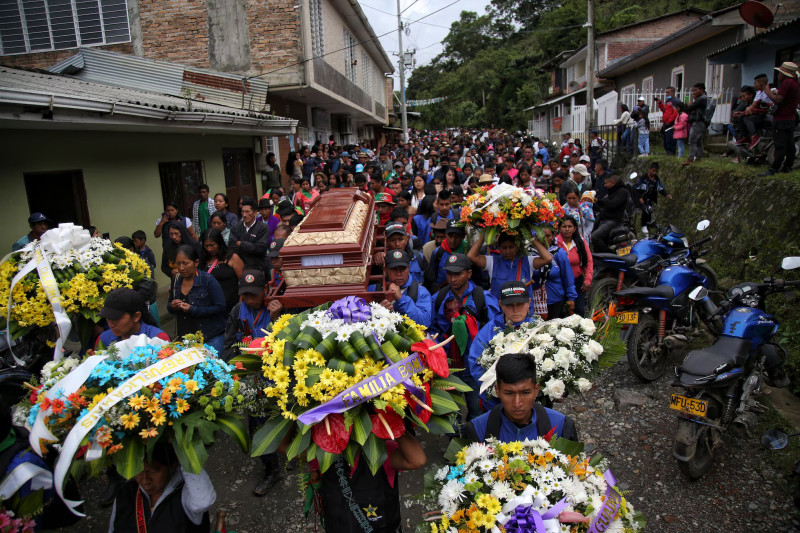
[361,433,387,475]
[173,430,208,474]
[406,408,429,433]
[444,437,471,463]
[69,458,85,482]
[550,437,585,457]
[432,374,473,392]
[229,353,263,374]
[343,441,359,466]
[430,387,459,414]
[485,226,500,245]
[306,442,318,462]
[286,426,312,461]
[215,414,250,454]
[451,392,466,409]
[15,488,43,520]
[316,332,339,359]
[251,416,293,457]
[114,436,145,479]
[87,457,106,478]
[508,218,520,229]
[197,419,217,445]
[427,415,456,435]
[351,406,373,446]
[316,445,337,474]
[594,316,627,369]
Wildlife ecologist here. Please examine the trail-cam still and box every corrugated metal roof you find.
[0,66,285,120]
[48,48,271,112]
[706,17,800,58]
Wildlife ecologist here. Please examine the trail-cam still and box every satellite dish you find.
[568,80,580,91]
[739,1,774,29]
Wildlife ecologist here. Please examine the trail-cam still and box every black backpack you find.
[406,281,419,303]
[465,404,579,442]
[433,284,488,326]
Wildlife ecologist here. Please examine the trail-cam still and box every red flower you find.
[311,413,351,454]
[50,399,65,415]
[29,391,38,404]
[241,336,253,346]
[157,347,175,360]
[40,398,51,411]
[411,340,449,378]
[234,361,244,370]
[404,382,433,424]
[248,337,266,349]
[370,407,405,440]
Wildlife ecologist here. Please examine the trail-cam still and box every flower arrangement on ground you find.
[476,314,625,401]
[16,334,249,488]
[0,508,35,533]
[231,296,469,475]
[422,437,645,533]
[0,224,151,344]
[459,183,565,249]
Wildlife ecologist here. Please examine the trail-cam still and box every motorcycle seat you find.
[614,284,674,299]
[593,253,638,268]
[679,336,753,376]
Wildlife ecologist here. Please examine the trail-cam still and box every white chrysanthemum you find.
[543,378,566,399]
[476,459,495,472]
[463,442,491,466]
[577,377,593,392]
[434,466,450,481]
[605,520,624,533]
[463,471,480,485]
[483,473,494,485]
[438,479,465,515]
[490,480,516,501]
[563,478,589,505]
[487,204,502,216]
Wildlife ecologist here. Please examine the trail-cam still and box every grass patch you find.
[755,399,800,477]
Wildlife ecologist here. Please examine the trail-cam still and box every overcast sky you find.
[358,0,489,91]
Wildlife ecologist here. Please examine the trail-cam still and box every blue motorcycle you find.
[612,240,718,382]
[588,220,717,318]
[670,256,800,480]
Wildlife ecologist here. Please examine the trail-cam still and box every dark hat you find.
[500,281,529,305]
[99,288,146,320]
[384,222,407,237]
[239,270,266,295]
[357,151,369,158]
[445,220,465,235]
[385,249,410,268]
[443,253,471,272]
[258,198,271,209]
[431,218,449,231]
[268,238,285,258]
[27,212,51,225]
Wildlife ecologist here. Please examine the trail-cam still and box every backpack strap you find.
[471,286,488,325]
[533,403,552,438]
[484,405,503,440]
[434,284,450,314]
[406,281,419,303]
[425,247,446,292]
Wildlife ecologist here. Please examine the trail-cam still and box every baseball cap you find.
[238,270,266,295]
[375,192,395,205]
[355,164,364,173]
[268,238,285,258]
[27,212,51,225]
[384,222,407,237]
[99,288,146,320]
[478,174,494,184]
[500,281,529,305]
[560,157,570,166]
[385,249,410,268]
[445,220,465,235]
[572,164,590,177]
[579,154,591,163]
[358,151,369,158]
[341,151,351,158]
[393,161,403,168]
[443,253,471,272]
[567,138,575,144]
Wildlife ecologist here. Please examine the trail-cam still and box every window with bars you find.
[0,0,130,56]
[374,68,384,102]
[361,51,371,95]
[309,0,323,57]
[343,28,356,83]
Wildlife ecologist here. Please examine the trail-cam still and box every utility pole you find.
[585,0,595,143]
[397,0,409,143]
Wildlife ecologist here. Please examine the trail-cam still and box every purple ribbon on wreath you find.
[504,498,568,533]
[587,470,621,533]
[328,296,371,324]
[372,332,428,413]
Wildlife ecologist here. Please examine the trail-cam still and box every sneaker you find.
[748,135,760,150]
[253,471,281,497]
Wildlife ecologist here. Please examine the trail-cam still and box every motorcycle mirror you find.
[781,257,800,270]
[689,286,708,301]
[761,428,790,450]
[629,172,638,180]
[696,220,710,231]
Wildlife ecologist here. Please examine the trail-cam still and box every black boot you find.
[253,453,281,497]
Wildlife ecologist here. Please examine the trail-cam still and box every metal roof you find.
[47,47,271,112]
[0,66,298,135]
[706,17,800,58]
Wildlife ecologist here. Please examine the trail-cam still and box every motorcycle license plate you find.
[618,311,639,324]
[670,394,709,417]
[616,246,632,256]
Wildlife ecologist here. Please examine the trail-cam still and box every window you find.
[309,0,323,57]
[620,84,636,110]
[706,62,723,95]
[641,76,653,99]
[671,66,684,94]
[222,149,256,214]
[343,29,357,83]
[0,0,131,56]
[265,137,279,166]
[361,51,371,95]
[24,170,90,227]
[158,161,205,220]
[373,69,384,103]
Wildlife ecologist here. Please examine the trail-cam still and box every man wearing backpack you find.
[431,253,500,421]
[424,220,468,293]
[377,249,432,327]
[682,83,708,165]
[374,222,427,284]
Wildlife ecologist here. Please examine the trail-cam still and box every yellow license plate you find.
[670,394,709,417]
[618,311,639,324]
[616,246,632,256]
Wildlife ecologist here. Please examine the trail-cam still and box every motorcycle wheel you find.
[587,277,621,320]
[676,419,715,480]
[626,314,668,382]
[694,263,718,292]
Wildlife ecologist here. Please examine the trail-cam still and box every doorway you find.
[222,148,257,213]
[23,170,91,227]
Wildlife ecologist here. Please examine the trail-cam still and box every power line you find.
[245,0,462,80]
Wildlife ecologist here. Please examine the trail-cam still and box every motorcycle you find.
[612,240,718,382]
[670,257,800,480]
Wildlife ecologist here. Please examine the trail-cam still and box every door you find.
[223,148,257,212]
[24,170,90,227]
[158,160,206,221]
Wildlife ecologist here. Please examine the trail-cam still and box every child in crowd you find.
[132,230,156,275]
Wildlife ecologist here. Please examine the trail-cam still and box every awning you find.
[524,88,586,112]
[707,17,800,63]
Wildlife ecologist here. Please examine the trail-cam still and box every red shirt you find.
[775,77,800,121]
[556,234,593,286]
[658,100,678,125]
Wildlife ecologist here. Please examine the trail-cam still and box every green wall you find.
[0,129,252,286]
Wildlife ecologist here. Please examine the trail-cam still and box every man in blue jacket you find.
[466,353,579,443]
[467,281,541,412]
[377,249,433,328]
[430,254,500,420]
